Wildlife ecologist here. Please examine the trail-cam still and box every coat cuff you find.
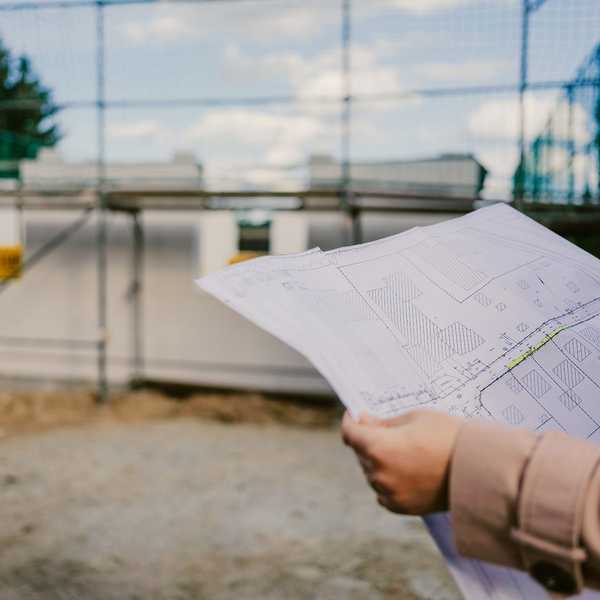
[449,419,539,568]
[451,421,600,596]
[510,431,600,595]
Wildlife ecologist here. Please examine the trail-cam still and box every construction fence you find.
[0,0,598,398]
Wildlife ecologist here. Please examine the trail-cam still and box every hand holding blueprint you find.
[197,203,600,599]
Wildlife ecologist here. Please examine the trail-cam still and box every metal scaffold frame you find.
[0,0,599,401]
[95,0,109,401]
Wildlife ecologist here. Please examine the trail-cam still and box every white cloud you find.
[300,47,403,99]
[105,109,332,182]
[186,108,330,165]
[224,44,403,102]
[468,97,557,199]
[477,143,599,201]
[469,94,593,200]
[469,96,546,140]
[146,15,192,41]
[378,0,515,13]
[468,95,591,143]
[223,44,509,106]
[120,3,338,45]
[122,16,193,44]
[119,0,516,47]
[476,145,519,199]
[108,120,166,139]
[382,0,468,13]
[369,36,431,58]
[419,60,511,84]
[248,5,332,39]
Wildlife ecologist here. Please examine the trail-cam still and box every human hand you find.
[341,409,463,516]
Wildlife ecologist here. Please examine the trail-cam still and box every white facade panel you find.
[198,211,238,276]
[270,212,309,255]
[0,208,20,246]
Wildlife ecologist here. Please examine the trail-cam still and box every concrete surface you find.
[0,419,462,599]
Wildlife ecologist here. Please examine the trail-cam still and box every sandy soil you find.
[0,389,461,599]
[0,388,340,437]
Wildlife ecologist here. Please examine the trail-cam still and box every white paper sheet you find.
[197,203,600,599]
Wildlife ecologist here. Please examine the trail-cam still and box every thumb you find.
[379,413,413,428]
[341,411,379,452]
[360,412,412,428]
[358,413,384,427]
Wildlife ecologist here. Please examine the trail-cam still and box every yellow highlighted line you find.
[506,325,567,370]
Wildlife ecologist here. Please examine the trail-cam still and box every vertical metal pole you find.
[540,131,547,199]
[96,0,108,403]
[532,138,540,200]
[566,86,575,203]
[517,0,529,209]
[546,120,554,202]
[131,210,144,384]
[595,47,600,204]
[341,0,359,243]
[16,178,25,248]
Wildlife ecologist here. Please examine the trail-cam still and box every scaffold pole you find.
[341,0,360,244]
[131,211,145,384]
[96,0,109,403]
[517,0,530,210]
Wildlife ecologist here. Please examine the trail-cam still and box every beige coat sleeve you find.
[449,420,600,597]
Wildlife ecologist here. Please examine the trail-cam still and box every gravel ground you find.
[0,398,462,599]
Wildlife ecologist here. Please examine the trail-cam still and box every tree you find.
[0,39,61,178]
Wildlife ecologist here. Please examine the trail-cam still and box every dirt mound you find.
[0,387,341,437]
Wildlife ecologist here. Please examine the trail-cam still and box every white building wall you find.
[197,212,238,276]
[0,209,462,394]
[0,208,21,246]
[270,212,309,255]
[0,152,476,393]
[309,154,485,197]
[20,150,203,190]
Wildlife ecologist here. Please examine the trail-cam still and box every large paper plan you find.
[197,203,600,599]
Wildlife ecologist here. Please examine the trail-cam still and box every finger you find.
[376,493,394,509]
[358,454,375,473]
[379,413,413,428]
[358,413,383,427]
[377,494,403,514]
[367,475,389,497]
[341,411,355,446]
[341,411,377,454]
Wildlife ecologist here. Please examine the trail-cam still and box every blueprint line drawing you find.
[521,369,552,399]
[564,337,592,362]
[502,404,525,426]
[553,359,585,389]
[559,389,583,412]
[197,204,600,599]
[581,325,600,350]
[474,292,493,307]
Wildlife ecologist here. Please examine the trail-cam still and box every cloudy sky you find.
[0,0,598,195]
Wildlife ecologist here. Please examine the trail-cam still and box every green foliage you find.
[0,39,60,173]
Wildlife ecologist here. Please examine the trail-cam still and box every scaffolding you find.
[0,0,599,401]
[516,43,600,203]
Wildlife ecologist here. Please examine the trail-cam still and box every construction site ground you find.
[0,387,461,599]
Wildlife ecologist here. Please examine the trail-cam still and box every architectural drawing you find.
[198,203,600,598]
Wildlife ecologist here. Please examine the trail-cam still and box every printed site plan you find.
[197,203,600,599]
